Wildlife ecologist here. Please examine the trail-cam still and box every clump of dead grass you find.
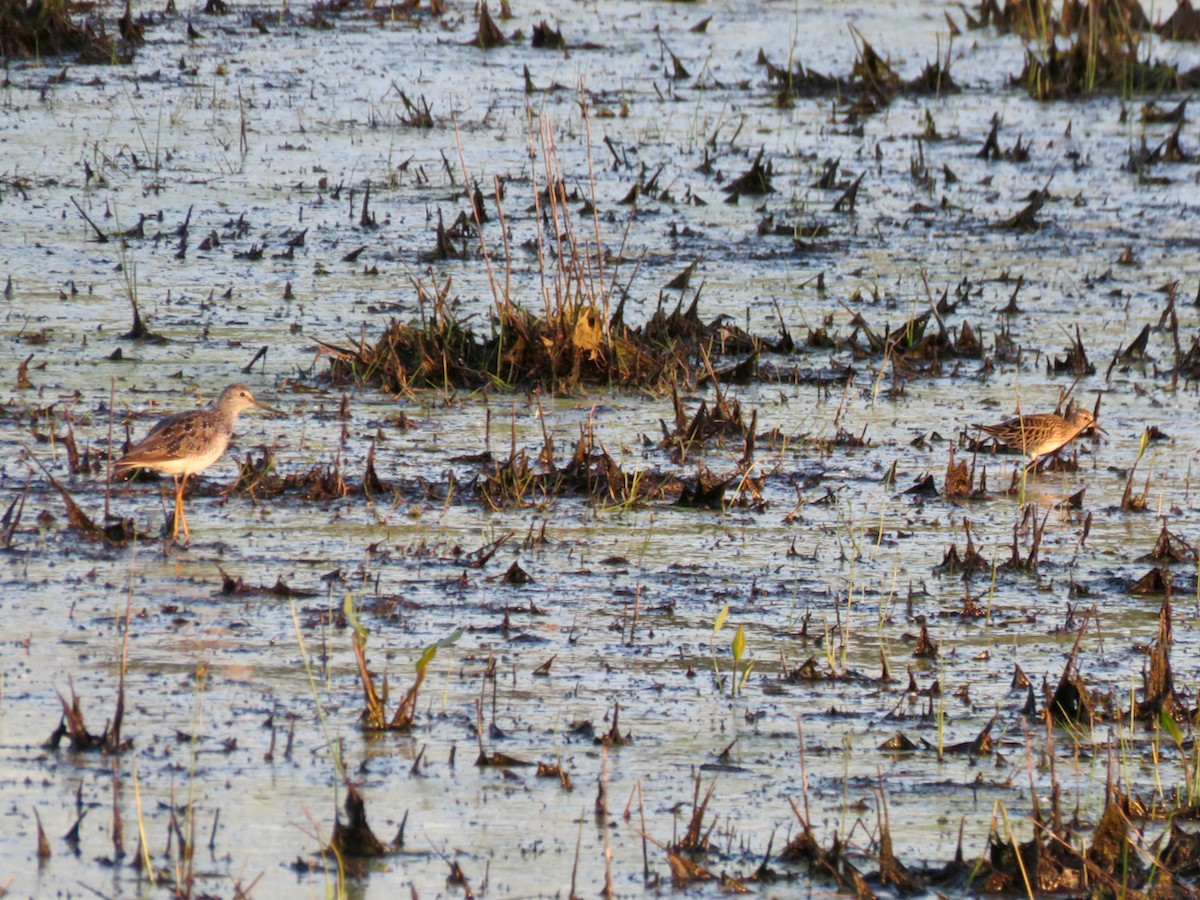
[958,0,1184,98]
[0,0,131,63]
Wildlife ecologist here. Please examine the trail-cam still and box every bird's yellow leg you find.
[167,475,180,539]
[177,473,190,539]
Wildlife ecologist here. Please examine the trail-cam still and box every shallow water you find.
[3,0,1200,896]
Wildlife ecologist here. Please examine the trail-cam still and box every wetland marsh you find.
[4,0,1200,896]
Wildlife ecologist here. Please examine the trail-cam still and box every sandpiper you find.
[976,408,1099,469]
[114,384,280,540]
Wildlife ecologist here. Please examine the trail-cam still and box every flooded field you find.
[4,0,1200,896]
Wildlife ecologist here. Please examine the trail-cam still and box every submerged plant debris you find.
[3,0,1200,897]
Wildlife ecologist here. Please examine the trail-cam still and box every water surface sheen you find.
[2,0,1200,896]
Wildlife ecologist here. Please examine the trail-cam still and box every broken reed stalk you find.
[936,665,946,761]
[533,113,609,348]
[351,618,387,730]
[795,715,812,829]
[1120,428,1152,512]
[678,773,717,851]
[111,757,123,860]
[389,655,428,730]
[619,779,652,881]
[174,662,212,895]
[492,174,512,304]
[991,801,1034,899]
[0,474,30,550]
[34,808,50,861]
[181,798,197,893]
[635,780,650,883]
[452,114,503,310]
[599,743,615,898]
[130,755,155,881]
[568,816,583,900]
[527,122,554,324]
[105,376,116,521]
[579,89,609,328]
[289,596,346,782]
[538,117,574,321]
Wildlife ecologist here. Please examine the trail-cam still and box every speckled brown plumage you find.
[115,384,279,540]
[976,408,1097,466]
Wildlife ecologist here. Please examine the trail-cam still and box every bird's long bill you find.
[253,399,286,416]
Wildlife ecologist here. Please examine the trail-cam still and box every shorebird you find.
[114,384,280,540]
[976,408,1100,469]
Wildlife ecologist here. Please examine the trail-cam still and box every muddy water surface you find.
[3,0,1200,896]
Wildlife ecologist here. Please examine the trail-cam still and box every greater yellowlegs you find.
[114,384,280,540]
[976,408,1099,469]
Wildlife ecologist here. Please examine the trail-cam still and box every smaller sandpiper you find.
[976,408,1100,470]
[114,384,281,541]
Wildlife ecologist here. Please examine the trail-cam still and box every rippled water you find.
[3,0,1200,896]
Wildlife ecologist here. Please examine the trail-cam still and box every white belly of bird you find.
[154,439,229,477]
